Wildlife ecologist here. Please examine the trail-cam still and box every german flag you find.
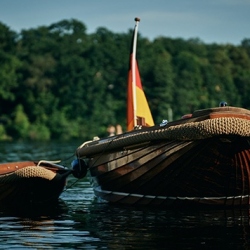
[127,18,154,131]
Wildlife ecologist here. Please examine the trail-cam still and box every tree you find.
[207,46,239,107]
[228,45,250,108]
[7,104,30,139]
[0,19,249,140]
[173,51,206,117]
[143,39,175,123]
[0,22,20,116]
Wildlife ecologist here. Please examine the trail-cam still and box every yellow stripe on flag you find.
[135,85,154,127]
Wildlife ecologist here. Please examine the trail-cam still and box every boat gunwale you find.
[76,106,250,157]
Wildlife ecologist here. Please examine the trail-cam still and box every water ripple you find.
[1,141,250,249]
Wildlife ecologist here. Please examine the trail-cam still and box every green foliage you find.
[28,123,51,141]
[7,104,30,139]
[0,124,10,140]
[0,51,21,101]
[0,19,249,141]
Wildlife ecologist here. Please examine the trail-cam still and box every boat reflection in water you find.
[1,147,250,249]
[2,196,250,249]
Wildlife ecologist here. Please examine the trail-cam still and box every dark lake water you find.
[1,141,250,249]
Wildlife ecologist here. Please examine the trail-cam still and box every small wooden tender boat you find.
[74,18,250,207]
[0,160,80,204]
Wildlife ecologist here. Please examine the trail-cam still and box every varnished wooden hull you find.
[0,161,72,204]
[76,107,250,207]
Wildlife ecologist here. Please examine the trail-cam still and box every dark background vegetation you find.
[0,19,250,141]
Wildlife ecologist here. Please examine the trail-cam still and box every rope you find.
[0,166,56,183]
[77,117,250,157]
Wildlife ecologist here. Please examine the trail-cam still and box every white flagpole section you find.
[132,17,140,128]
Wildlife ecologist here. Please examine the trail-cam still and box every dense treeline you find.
[0,19,250,141]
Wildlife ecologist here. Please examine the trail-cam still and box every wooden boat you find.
[75,105,250,207]
[0,160,83,204]
[74,18,250,207]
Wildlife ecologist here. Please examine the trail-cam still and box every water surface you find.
[0,141,250,249]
